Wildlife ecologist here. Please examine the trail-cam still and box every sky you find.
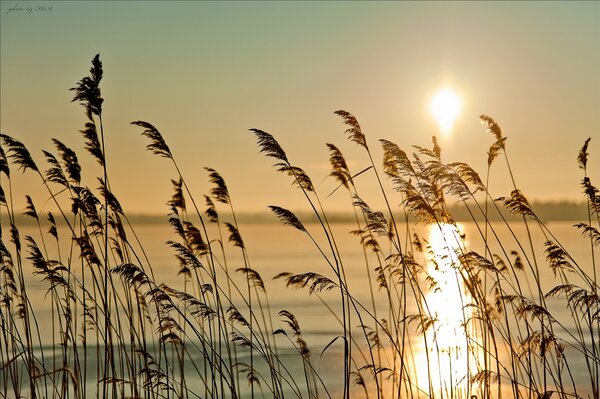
[1,1,599,215]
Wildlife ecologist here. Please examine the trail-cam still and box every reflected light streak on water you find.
[414,223,482,399]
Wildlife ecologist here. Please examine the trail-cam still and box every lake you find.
[3,219,597,398]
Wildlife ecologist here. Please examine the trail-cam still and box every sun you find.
[430,88,461,136]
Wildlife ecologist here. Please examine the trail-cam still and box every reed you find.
[0,54,597,399]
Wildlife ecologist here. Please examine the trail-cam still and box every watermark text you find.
[5,4,54,15]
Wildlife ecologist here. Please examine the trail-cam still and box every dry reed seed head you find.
[0,240,14,262]
[518,330,562,359]
[400,182,441,224]
[132,120,173,159]
[168,177,186,211]
[277,164,315,191]
[9,223,21,254]
[225,222,244,249]
[25,236,46,271]
[167,240,203,270]
[440,174,472,201]
[448,162,485,193]
[168,212,185,242]
[364,327,383,350]
[71,186,102,230]
[43,150,69,187]
[273,328,286,336]
[479,114,503,142]
[75,231,101,267]
[538,392,556,399]
[203,195,219,222]
[492,254,508,272]
[422,155,448,182]
[351,372,366,388]
[470,371,499,385]
[165,286,217,320]
[15,302,26,318]
[110,212,127,241]
[581,177,600,215]
[251,129,316,191]
[513,254,524,271]
[237,362,260,386]
[352,228,381,253]
[250,128,288,163]
[273,271,291,281]
[544,240,574,276]
[577,137,591,170]
[278,309,302,336]
[277,271,337,294]
[493,288,505,314]
[200,283,213,294]
[573,222,600,246]
[432,136,441,159]
[334,110,368,150]
[488,144,500,166]
[413,145,439,162]
[374,265,388,289]
[71,54,104,117]
[204,167,230,204]
[296,337,310,357]
[269,205,306,232]
[353,195,389,236]
[80,122,105,166]
[572,290,599,313]
[358,364,395,380]
[112,263,150,288]
[0,144,10,177]
[487,137,508,167]
[326,143,352,189]
[497,189,538,220]
[52,139,82,184]
[190,302,218,321]
[227,305,249,327]
[236,267,265,292]
[459,251,497,273]
[98,177,123,215]
[404,314,437,336]
[379,139,416,179]
[0,134,39,173]
[413,233,423,253]
[23,195,38,220]
[183,221,208,254]
[177,264,191,279]
[110,236,124,263]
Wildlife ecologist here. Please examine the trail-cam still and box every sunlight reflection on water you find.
[413,223,482,399]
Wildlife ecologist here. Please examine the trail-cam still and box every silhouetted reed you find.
[0,54,597,399]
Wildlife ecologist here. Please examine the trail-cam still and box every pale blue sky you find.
[1,1,599,213]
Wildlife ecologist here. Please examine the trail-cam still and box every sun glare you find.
[430,88,461,136]
[413,223,483,397]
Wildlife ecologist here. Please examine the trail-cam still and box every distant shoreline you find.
[2,200,591,225]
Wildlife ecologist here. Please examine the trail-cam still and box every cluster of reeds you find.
[0,55,597,399]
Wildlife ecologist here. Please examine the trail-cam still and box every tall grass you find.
[0,54,598,399]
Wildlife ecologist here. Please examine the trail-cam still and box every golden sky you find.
[1,1,599,214]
